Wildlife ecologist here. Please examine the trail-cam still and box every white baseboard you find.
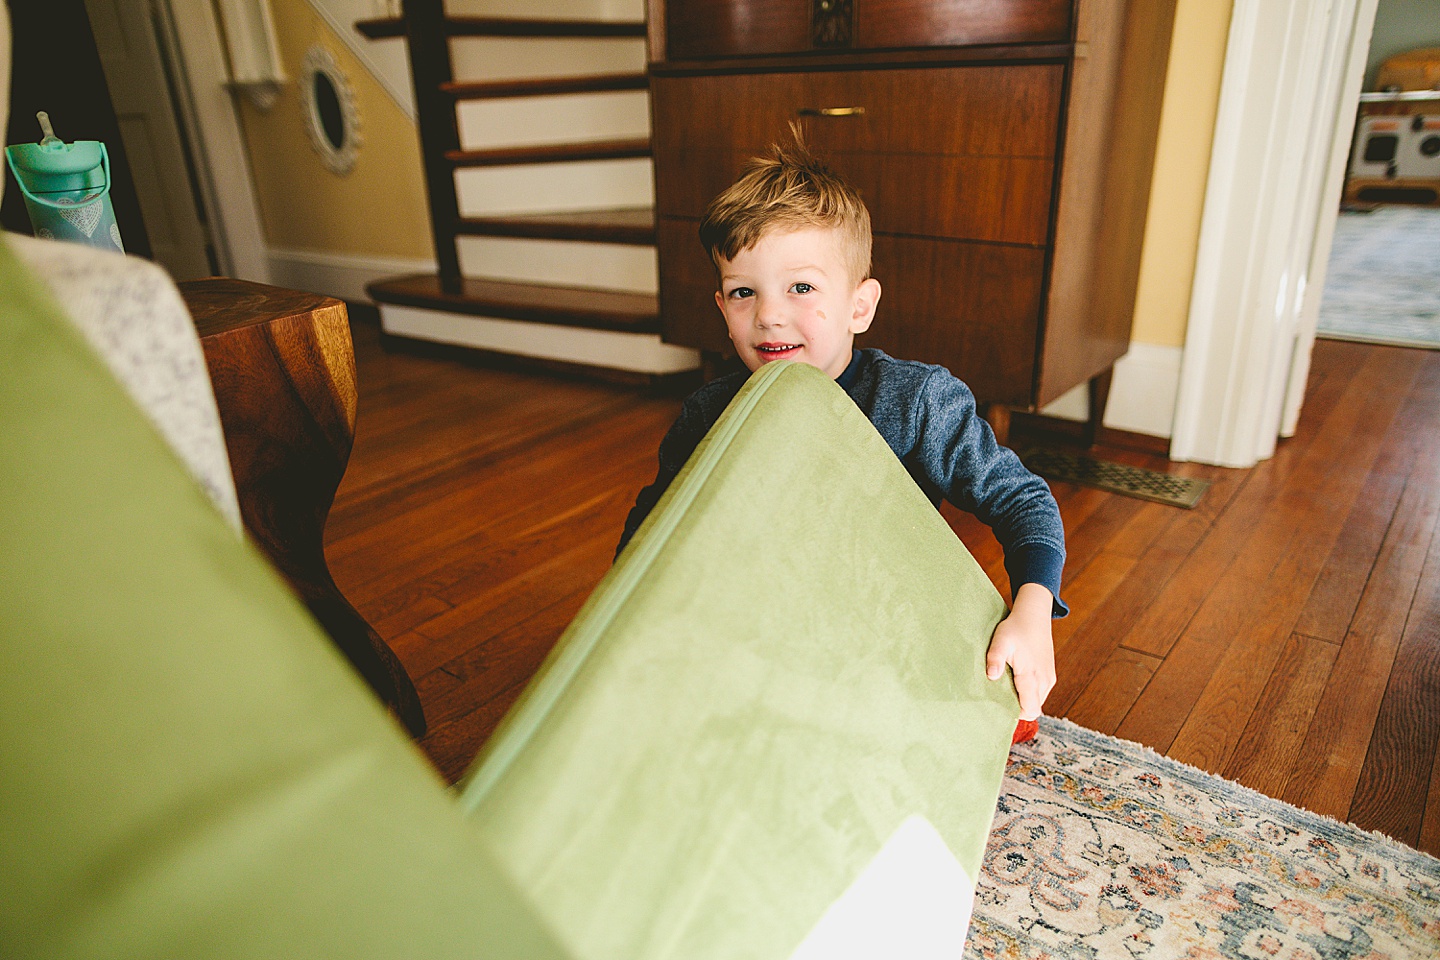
[379,303,701,375]
[1107,344,1183,439]
[1039,342,1183,440]
[266,247,437,304]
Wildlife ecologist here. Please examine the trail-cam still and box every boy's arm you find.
[615,377,743,558]
[899,369,1063,715]
[616,415,702,557]
[908,371,1068,616]
[985,582,1056,720]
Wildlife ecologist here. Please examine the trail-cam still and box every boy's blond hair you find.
[699,133,873,284]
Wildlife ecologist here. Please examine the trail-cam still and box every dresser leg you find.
[1085,368,1114,448]
[984,402,1012,447]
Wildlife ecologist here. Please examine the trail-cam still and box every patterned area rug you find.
[966,718,1440,959]
[1317,206,1440,349]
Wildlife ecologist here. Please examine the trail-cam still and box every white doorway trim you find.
[1280,0,1380,436]
[159,0,270,283]
[1169,0,1379,467]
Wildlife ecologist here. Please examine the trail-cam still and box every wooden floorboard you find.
[1113,346,1422,754]
[1162,352,1420,773]
[1224,632,1341,797]
[1349,526,1440,847]
[326,319,1440,856]
[1065,647,1162,735]
[1282,357,1440,822]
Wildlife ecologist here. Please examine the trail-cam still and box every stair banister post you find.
[402,0,464,293]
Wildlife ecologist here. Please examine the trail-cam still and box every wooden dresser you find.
[646,0,1176,415]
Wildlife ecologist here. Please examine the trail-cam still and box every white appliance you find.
[1350,114,1407,179]
[1395,114,1440,179]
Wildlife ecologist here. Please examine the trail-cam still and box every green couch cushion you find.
[0,237,566,960]
[459,360,1019,959]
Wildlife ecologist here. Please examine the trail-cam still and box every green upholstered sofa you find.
[1,21,1018,956]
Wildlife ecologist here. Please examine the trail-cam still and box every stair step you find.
[455,208,655,245]
[354,17,404,39]
[355,17,645,40]
[446,138,651,168]
[446,16,646,38]
[368,275,659,334]
[442,73,649,100]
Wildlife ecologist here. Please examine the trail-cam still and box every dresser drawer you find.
[651,64,1063,247]
[665,0,1073,60]
[857,0,1072,51]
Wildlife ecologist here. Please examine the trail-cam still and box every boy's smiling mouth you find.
[756,342,802,360]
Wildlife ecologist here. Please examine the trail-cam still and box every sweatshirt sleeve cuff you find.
[1004,542,1069,618]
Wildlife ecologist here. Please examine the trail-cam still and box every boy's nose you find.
[755,295,785,328]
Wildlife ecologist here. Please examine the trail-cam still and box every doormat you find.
[966,717,1440,959]
[1021,449,1209,509]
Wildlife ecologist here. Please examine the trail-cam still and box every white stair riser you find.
[458,90,650,151]
[455,158,654,216]
[451,36,645,82]
[379,303,700,375]
[457,236,658,293]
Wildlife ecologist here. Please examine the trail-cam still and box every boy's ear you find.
[848,278,882,335]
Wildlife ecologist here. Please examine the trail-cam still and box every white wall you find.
[1364,0,1440,88]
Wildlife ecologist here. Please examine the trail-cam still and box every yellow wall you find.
[1129,0,1234,348]
[234,0,433,260]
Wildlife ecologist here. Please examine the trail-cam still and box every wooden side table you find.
[179,278,426,738]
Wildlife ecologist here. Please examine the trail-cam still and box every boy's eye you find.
[790,282,814,294]
[727,287,754,300]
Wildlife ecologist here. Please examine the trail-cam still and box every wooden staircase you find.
[356,3,697,376]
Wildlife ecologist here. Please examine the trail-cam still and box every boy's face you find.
[714,227,882,380]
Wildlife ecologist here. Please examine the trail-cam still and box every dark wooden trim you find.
[355,16,404,39]
[1083,367,1114,448]
[646,0,667,62]
[444,17,646,38]
[455,208,656,245]
[445,138,651,167]
[368,274,661,334]
[647,43,1072,77]
[441,73,650,100]
[401,0,464,292]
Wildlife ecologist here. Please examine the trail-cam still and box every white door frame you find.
[157,0,270,283]
[1169,0,1378,467]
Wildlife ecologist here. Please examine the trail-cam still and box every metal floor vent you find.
[1022,449,1210,509]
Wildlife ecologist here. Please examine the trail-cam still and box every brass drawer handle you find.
[797,106,866,118]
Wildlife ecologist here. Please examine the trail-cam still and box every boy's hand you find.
[985,582,1056,721]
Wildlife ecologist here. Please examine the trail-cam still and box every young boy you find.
[617,140,1066,723]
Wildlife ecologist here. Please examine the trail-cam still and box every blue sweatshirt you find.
[618,348,1068,615]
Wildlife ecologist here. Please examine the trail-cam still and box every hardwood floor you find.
[327,320,1440,856]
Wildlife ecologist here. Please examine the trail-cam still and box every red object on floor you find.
[1012,718,1039,744]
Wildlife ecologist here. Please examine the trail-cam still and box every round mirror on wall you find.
[299,45,361,175]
